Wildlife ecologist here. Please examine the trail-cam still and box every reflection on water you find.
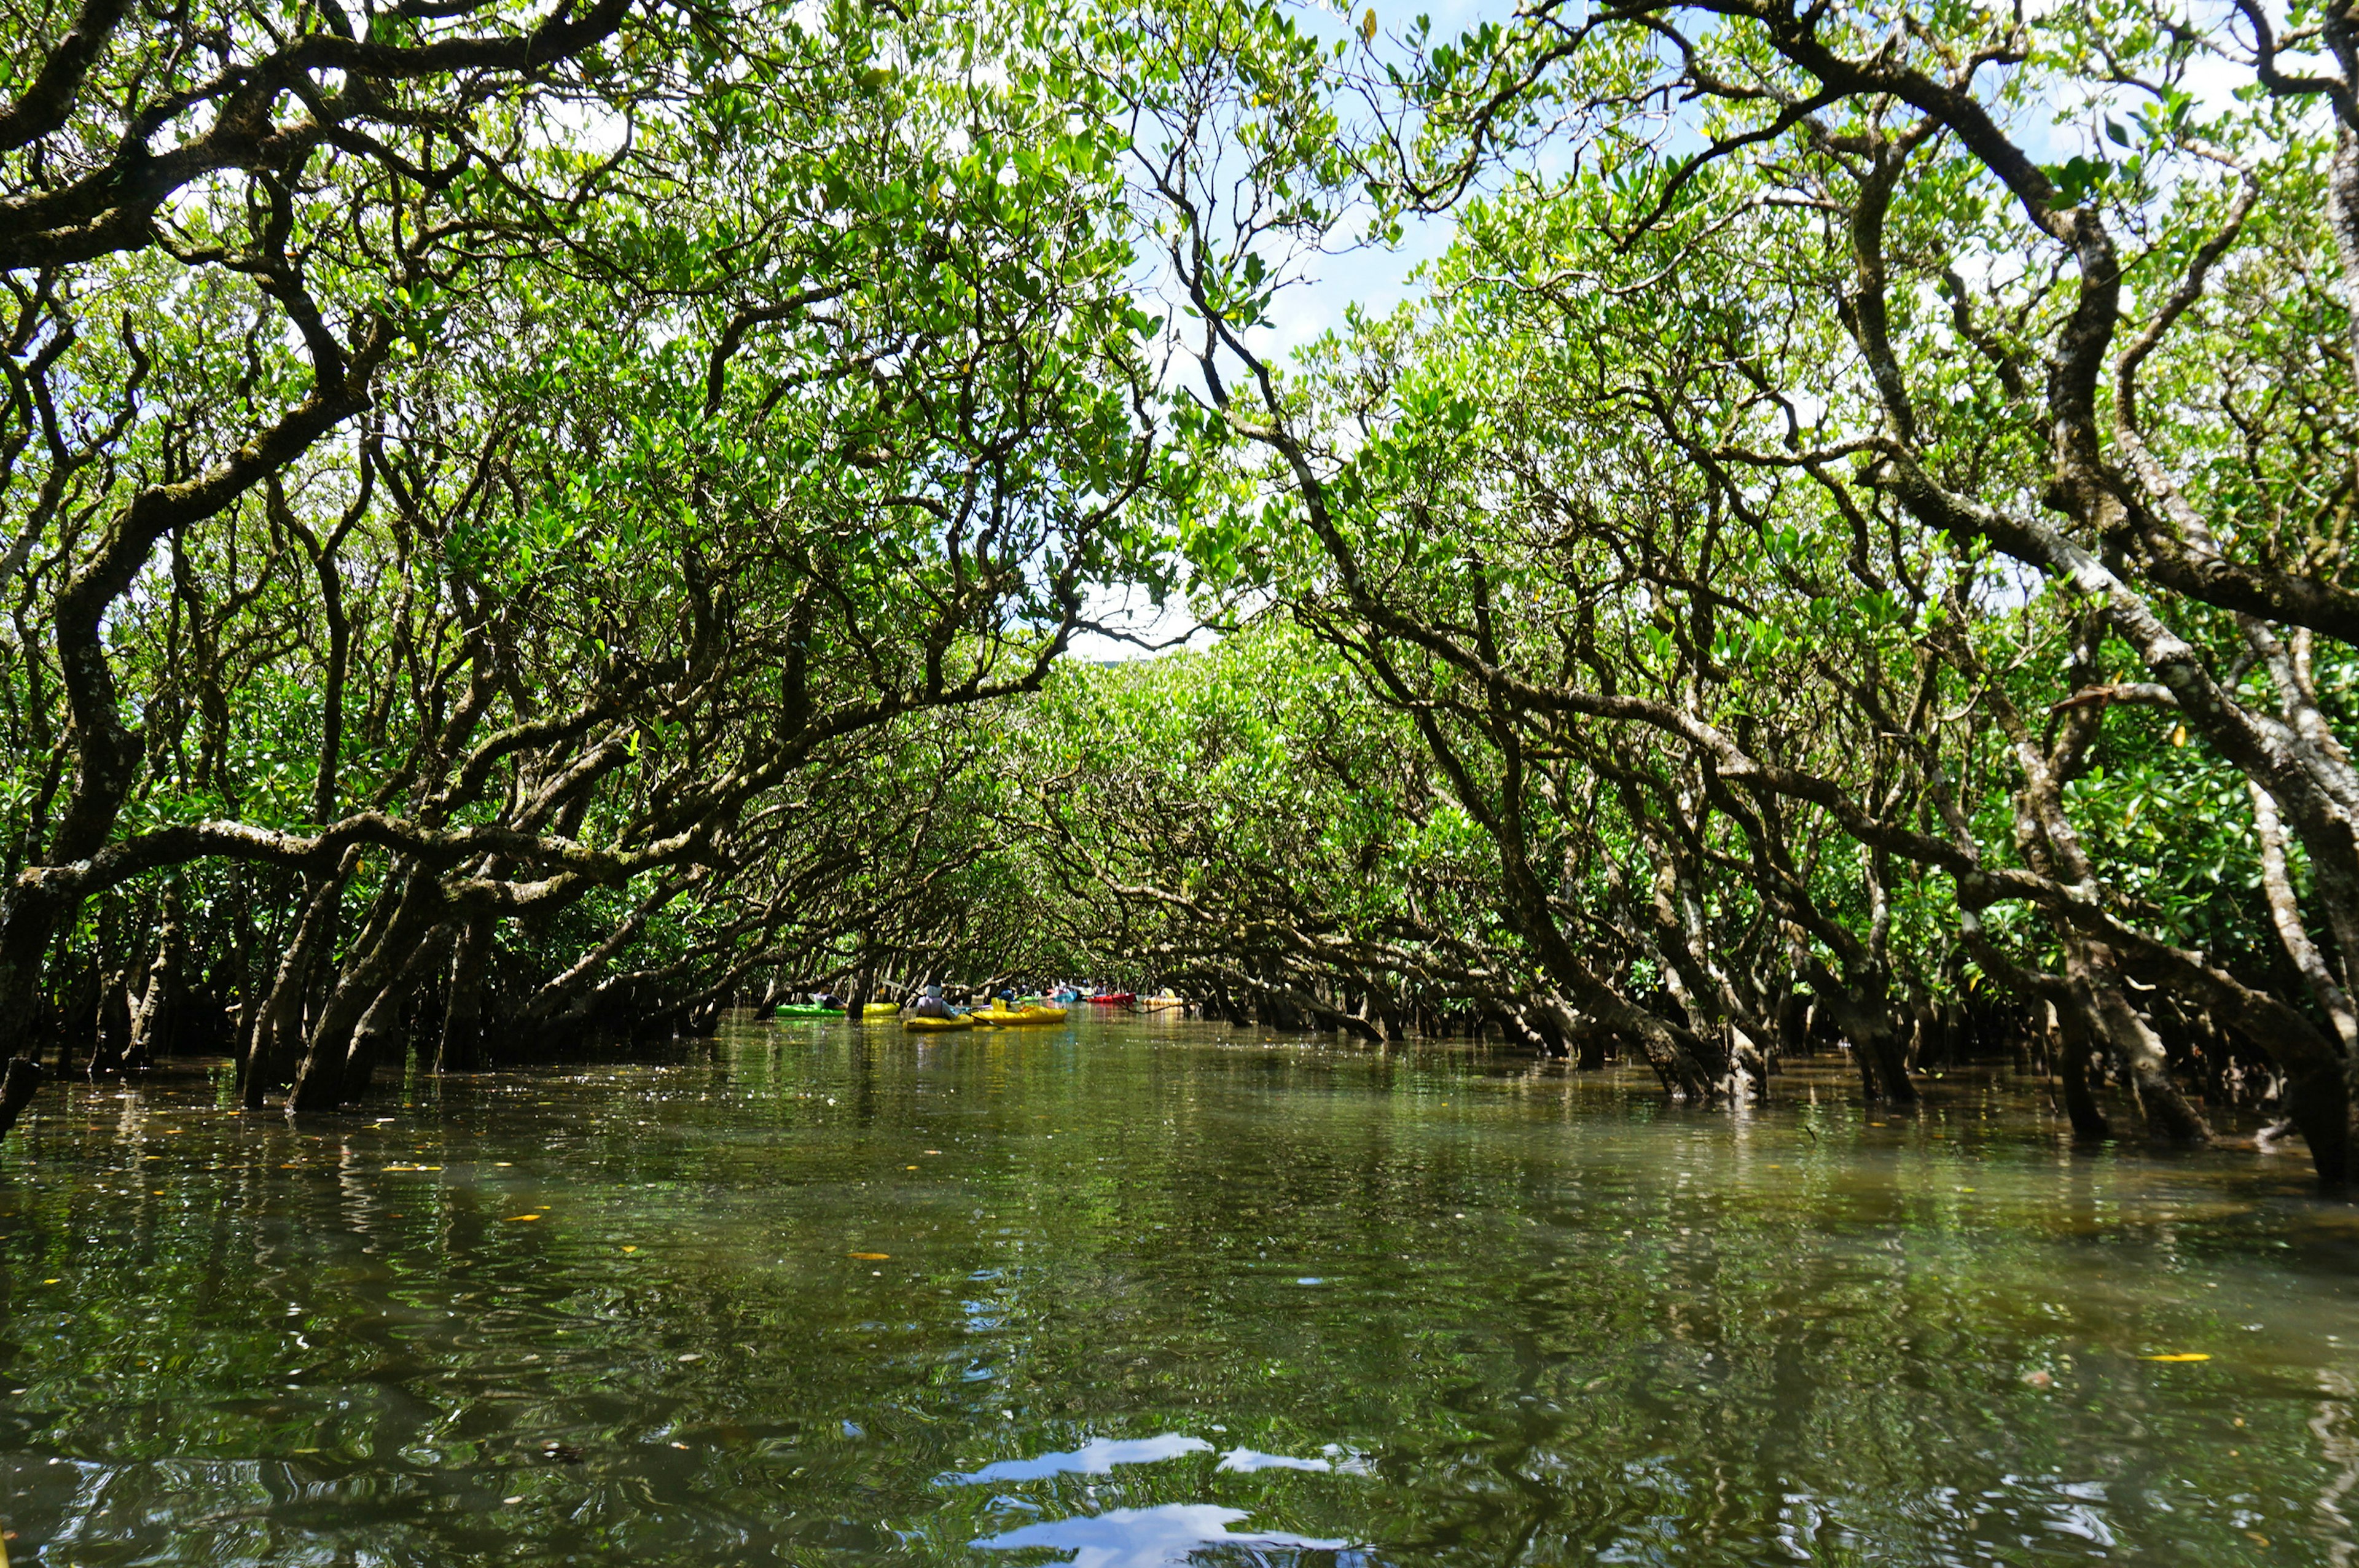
[1216,1447,1348,1474]
[0,1014,2353,1564]
[972,1502,1353,1565]
[947,1432,1211,1483]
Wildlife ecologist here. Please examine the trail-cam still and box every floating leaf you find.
[2143,1352,2210,1362]
[507,1214,542,1222]
[849,1251,891,1260]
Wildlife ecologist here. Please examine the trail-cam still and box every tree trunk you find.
[0,1056,44,1141]
[56,962,97,1077]
[1819,987,1918,1106]
[89,972,131,1075]
[437,912,495,1073]
[348,927,450,1098]
[2067,938,2210,1145]
[291,874,444,1112]
[2049,999,2113,1142]
[128,930,181,1068]
[2282,1058,2354,1189]
[243,868,348,1109]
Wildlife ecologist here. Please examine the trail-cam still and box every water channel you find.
[1,1012,2355,1564]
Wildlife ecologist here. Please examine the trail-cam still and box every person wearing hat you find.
[911,983,955,1021]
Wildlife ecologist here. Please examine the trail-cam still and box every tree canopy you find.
[7,0,2359,1187]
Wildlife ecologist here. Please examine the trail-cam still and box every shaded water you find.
[1,1014,2356,1565]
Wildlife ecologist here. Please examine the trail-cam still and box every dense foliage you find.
[1098,0,2359,1184]
[9,0,2359,1185]
[0,0,1162,1112]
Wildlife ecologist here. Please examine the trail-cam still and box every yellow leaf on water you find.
[848,1252,890,1260]
[507,1214,541,1222]
[622,1246,638,1253]
[2144,1352,2211,1362]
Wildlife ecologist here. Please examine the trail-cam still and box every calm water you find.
[1,1014,2355,1566]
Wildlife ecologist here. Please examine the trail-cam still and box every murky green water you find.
[1,1015,2355,1565]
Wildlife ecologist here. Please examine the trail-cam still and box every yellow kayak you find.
[972,1005,1068,1026]
[859,1002,901,1018]
[904,1013,975,1032]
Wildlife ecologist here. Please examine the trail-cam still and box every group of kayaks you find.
[773,989,1186,1032]
[903,1002,1068,1033]
[772,1000,1065,1030]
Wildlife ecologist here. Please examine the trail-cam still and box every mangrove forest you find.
[4,0,2359,1560]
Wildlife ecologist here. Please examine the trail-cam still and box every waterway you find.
[1,1013,2355,1564]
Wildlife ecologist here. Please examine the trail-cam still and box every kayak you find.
[972,1005,1068,1026]
[904,1013,974,1032]
[860,1002,901,1018]
[1086,993,1134,1005]
[772,1004,844,1018]
[1139,994,1185,1012]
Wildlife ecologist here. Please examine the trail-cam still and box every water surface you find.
[1,1014,2353,1564]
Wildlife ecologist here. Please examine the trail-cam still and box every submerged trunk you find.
[291,874,444,1112]
[243,869,349,1109]
[56,962,98,1078]
[2290,1064,2355,1189]
[348,927,450,1099]
[2049,999,2113,1143]
[128,908,185,1069]
[2066,940,2210,1145]
[438,913,495,1074]
[0,1056,42,1141]
[1817,983,1917,1107]
[90,971,132,1075]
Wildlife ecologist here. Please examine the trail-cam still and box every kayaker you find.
[912,983,954,1021]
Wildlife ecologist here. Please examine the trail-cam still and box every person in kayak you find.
[911,983,955,1021]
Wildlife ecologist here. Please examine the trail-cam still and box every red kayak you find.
[1087,992,1135,1005]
